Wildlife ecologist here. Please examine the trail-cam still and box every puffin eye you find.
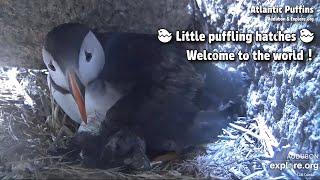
[85,51,92,62]
[48,62,56,71]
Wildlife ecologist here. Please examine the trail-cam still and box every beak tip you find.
[81,114,87,124]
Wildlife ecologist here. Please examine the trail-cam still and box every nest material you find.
[0,67,301,179]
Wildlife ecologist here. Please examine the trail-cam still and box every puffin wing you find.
[99,32,248,155]
[100,32,204,102]
[101,32,250,112]
[193,63,251,108]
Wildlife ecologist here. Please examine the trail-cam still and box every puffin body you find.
[47,68,122,134]
[43,23,250,169]
[43,24,125,134]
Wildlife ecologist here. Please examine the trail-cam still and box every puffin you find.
[43,23,250,169]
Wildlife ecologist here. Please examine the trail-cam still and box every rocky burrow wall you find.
[0,0,191,68]
[201,0,319,156]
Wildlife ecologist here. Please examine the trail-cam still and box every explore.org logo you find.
[269,161,318,171]
[269,153,319,177]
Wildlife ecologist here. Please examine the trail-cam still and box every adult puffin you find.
[43,23,250,169]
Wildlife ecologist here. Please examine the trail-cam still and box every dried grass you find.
[0,67,295,179]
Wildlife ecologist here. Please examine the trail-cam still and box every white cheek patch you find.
[78,31,105,85]
[47,74,82,124]
[42,48,69,90]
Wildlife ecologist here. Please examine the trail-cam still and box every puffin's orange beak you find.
[67,70,87,124]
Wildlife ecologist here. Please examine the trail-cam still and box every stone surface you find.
[200,0,319,170]
[0,0,192,68]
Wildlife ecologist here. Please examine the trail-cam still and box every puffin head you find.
[42,23,105,124]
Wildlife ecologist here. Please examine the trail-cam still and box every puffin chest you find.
[85,79,123,122]
[78,80,123,134]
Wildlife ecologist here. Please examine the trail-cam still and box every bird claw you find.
[218,100,235,111]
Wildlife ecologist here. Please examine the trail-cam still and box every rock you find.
[0,0,192,68]
[199,0,319,176]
